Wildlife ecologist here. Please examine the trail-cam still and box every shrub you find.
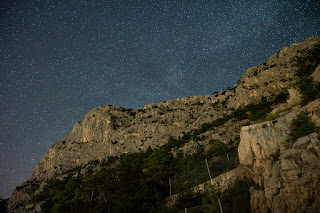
[41,176,91,213]
[202,185,221,213]
[294,45,320,104]
[295,45,320,78]
[111,140,118,145]
[296,77,320,104]
[107,155,119,164]
[273,92,289,104]
[171,188,202,212]
[206,140,228,158]
[202,177,252,213]
[128,111,137,116]
[290,113,316,141]
[221,99,228,107]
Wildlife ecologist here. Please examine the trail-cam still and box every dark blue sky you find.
[1,0,319,198]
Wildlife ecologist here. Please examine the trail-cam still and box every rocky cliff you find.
[239,100,320,212]
[7,36,320,212]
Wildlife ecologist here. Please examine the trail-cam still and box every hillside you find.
[6,36,320,212]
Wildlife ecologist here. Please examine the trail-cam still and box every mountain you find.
[6,36,320,212]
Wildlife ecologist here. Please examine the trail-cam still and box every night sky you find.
[1,0,319,198]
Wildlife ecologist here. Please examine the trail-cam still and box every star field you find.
[1,0,319,198]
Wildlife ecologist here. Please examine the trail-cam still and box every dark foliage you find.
[290,113,316,141]
[295,45,320,78]
[41,175,91,213]
[40,137,241,213]
[296,77,320,104]
[230,92,288,122]
[0,198,7,213]
[202,177,253,213]
[294,45,320,104]
[170,188,203,212]
[206,139,229,158]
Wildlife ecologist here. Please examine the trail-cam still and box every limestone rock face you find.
[286,88,302,106]
[311,64,320,82]
[30,102,228,181]
[232,36,320,107]
[238,100,320,213]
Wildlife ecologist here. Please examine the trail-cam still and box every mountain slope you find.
[7,36,320,212]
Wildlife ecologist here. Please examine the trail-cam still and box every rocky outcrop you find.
[29,98,232,182]
[232,36,320,107]
[286,88,302,106]
[311,64,320,82]
[238,100,320,213]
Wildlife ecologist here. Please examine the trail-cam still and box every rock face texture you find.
[238,100,320,213]
[7,36,320,212]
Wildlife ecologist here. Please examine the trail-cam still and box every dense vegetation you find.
[38,137,242,213]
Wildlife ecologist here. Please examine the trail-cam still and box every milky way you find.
[1,0,319,198]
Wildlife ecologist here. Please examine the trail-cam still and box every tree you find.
[0,197,7,213]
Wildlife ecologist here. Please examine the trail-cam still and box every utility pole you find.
[205,159,213,185]
[205,159,224,213]
[218,198,224,213]
[169,178,172,196]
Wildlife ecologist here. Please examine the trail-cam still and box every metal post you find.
[185,207,187,213]
[205,159,213,185]
[218,198,224,213]
[169,178,172,196]
[91,190,93,200]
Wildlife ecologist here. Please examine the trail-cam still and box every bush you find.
[296,77,320,104]
[290,113,316,141]
[41,176,91,213]
[272,92,289,104]
[294,45,320,104]
[202,185,222,213]
[206,140,228,158]
[170,188,202,212]
[202,177,253,213]
[295,45,320,78]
